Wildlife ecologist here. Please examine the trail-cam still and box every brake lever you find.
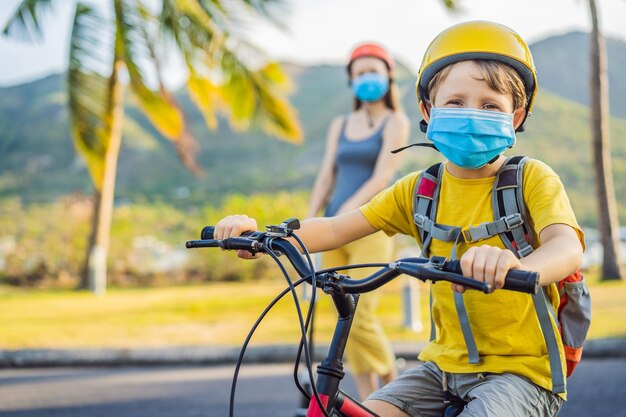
[395,259,491,294]
[425,266,492,293]
[266,218,301,237]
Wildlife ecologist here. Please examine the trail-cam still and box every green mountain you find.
[0,32,625,227]
[531,31,626,119]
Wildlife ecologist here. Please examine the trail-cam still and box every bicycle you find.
[186,218,539,417]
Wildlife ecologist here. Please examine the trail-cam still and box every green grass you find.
[0,275,624,349]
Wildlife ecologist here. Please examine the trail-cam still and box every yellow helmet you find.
[416,21,538,117]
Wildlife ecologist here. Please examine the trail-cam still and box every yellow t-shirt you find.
[360,158,584,396]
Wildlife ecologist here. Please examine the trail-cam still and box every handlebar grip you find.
[185,239,220,248]
[191,226,262,253]
[200,226,256,240]
[201,226,215,240]
[500,269,539,294]
[445,260,539,294]
[222,237,256,251]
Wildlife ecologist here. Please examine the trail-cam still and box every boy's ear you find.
[419,100,432,122]
[513,108,527,130]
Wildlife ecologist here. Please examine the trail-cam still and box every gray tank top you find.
[324,114,391,217]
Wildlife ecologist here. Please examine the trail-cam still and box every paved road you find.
[1,359,625,417]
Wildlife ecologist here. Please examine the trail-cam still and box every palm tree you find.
[3,0,302,294]
[587,0,624,280]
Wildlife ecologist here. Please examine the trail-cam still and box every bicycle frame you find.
[304,288,380,417]
[301,261,418,417]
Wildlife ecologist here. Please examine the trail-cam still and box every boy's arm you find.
[520,223,583,285]
[214,209,377,259]
[458,223,583,291]
[299,209,378,252]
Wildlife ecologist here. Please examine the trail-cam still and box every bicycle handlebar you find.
[186,226,539,295]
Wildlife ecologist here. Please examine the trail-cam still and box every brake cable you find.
[263,243,333,417]
[228,235,389,417]
[228,273,308,417]
[289,233,319,402]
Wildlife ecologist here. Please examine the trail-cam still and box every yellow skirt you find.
[321,231,396,376]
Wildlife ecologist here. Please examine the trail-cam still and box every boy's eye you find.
[483,103,501,111]
[446,99,463,106]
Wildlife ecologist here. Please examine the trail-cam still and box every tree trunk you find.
[78,190,100,290]
[588,0,624,280]
[78,59,126,293]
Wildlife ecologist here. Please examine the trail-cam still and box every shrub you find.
[0,191,310,287]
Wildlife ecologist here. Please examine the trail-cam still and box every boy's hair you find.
[427,60,528,111]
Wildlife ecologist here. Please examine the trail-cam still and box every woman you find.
[307,42,410,399]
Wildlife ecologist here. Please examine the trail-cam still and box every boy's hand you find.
[214,215,261,259]
[457,245,521,293]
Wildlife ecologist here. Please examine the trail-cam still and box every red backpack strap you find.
[413,163,444,257]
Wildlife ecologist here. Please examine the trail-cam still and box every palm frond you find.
[2,0,56,41]
[115,0,184,139]
[220,52,301,142]
[68,2,117,189]
[194,0,285,33]
[234,0,288,29]
[160,0,230,131]
[162,0,228,61]
[116,0,203,174]
[162,0,301,141]
[187,67,221,130]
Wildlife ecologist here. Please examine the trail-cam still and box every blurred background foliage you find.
[0,192,309,287]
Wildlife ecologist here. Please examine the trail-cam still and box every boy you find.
[215,21,585,417]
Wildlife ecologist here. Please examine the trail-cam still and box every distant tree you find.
[587,0,624,280]
[3,0,302,294]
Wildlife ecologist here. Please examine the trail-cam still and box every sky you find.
[2,0,626,87]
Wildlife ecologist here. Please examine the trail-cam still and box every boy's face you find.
[420,61,526,129]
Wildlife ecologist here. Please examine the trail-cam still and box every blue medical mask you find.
[426,107,516,169]
[351,73,389,102]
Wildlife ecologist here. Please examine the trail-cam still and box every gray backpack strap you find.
[493,155,566,394]
[454,292,481,364]
[493,156,534,257]
[413,164,488,360]
[428,290,435,342]
[533,291,567,394]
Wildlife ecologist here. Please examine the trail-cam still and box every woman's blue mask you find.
[351,73,389,102]
[426,107,516,169]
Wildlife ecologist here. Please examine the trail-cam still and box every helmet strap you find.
[391,142,438,154]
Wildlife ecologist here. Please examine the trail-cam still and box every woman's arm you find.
[335,112,410,215]
[307,116,344,217]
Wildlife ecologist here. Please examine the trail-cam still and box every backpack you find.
[413,156,591,394]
